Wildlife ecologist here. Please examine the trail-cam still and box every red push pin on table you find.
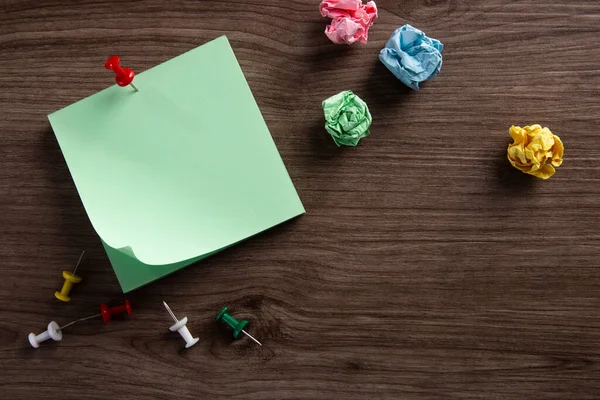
[105,56,138,92]
[71,300,133,326]
[100,299,133,323]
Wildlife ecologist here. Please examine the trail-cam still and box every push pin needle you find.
[163,301,178,323]
[58,313,102,330]
[242,330,262,347]
[72,250,85,275]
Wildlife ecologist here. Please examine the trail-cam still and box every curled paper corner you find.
[379,24,443,90]
[103,239,208,268]
[320,0,378,45]
[115,245,138,261]
[322,90,372,147]
[507,125,564,179]
[101,239,206,293]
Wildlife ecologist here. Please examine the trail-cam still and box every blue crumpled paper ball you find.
[378,24,444,90]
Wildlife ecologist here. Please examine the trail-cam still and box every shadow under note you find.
[40,126,117,292]
[40,126,90,241]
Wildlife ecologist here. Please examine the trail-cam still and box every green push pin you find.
[216,307,262,346]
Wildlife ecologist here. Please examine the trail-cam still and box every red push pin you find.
[100,300,133,323]
[74,300,133,325]
[105,56,138,92]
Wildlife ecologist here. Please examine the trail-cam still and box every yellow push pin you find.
[54,251,85,302]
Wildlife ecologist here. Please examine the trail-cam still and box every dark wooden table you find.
[1,1,599,398]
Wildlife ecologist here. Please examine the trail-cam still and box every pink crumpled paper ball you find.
[320,0,378,45]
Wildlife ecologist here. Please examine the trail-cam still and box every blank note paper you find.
[48,36,305,292]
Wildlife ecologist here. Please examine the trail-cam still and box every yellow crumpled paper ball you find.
[507,125,564,179]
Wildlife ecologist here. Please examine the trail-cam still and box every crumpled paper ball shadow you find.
[507,125,564,179]
[322,90,372,147]
[379,24,443,90]
[320,0,378,45]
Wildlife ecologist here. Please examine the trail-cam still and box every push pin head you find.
[54,251,85,302]
[105,56,138,91]
[216,307,247,339]
[100,299,132,324]
[163,301,199,349]
[28,321,62,348]
[216,306,262,346]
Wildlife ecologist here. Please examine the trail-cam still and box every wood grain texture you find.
[1,0,600,398]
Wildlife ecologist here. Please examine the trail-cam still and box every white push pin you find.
[163,301,199,348]
[27,314,102,349]
[28,321,63,348]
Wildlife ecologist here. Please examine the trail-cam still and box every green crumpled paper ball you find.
[322,90,372,147]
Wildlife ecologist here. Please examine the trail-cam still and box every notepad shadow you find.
[41,127,114,291]
[41,127,95,243]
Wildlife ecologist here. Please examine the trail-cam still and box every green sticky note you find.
[48,36,305,292]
